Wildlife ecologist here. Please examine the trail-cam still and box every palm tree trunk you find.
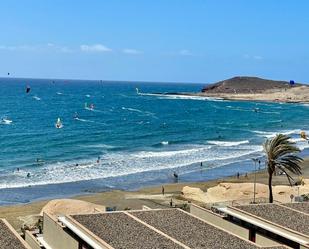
[268,172,273,203]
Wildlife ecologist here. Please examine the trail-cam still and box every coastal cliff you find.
[199,76,309,103]
[202,76,300,94]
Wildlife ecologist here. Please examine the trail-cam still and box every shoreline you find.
[157,86,309,104]
[1,157,309,231]
[0,152,282,206]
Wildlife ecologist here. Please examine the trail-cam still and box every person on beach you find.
[162,186,165,195]
[97,156,101,163]
[200,162,203,167]
[237,172,240,179]
[170,198,173,207]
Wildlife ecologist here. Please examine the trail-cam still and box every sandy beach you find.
[1,158,308,232]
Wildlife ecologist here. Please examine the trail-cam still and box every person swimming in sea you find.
[173,172,178,179]
[74,112,79,119]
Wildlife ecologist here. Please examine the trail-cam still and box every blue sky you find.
[0,0,309,83]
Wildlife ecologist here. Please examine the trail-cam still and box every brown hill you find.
[202,76,300,94]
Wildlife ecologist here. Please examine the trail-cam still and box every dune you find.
[40,199,105,216]
[182,179,309,204]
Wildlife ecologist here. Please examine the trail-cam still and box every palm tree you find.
[264,134,303,203]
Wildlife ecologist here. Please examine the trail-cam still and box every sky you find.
[0,0,309,83]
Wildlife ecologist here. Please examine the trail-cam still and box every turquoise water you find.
[0,78,309,204]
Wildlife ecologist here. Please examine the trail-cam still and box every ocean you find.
[1,78,309,205]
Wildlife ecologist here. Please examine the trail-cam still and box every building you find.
[1,201,307,249]
[26,207,292,249]
[190,202,309,249]
[0,218,32,249]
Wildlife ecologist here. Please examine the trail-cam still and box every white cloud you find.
[179,49,193,56]
[0,45,36,51]
[80,44,112,52]
[243,54,263,60]
[0,43,72,53]
[122,48,142,54]
[253,55,263,60]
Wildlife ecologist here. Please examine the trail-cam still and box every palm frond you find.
[264,134,303,202]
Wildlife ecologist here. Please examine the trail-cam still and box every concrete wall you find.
[25,231,41,249]
[142,205,152,210]
[190,204,249,239]
[255,232,286,247]
[43,212,79,249]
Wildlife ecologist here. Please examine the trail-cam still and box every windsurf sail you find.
[55,118,63,128]
[1,118,12,124]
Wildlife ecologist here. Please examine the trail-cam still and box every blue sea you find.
[1,78,309,205]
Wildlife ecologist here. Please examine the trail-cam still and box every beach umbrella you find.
[289,80,295,86]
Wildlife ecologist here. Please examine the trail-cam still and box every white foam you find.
[158,94,223,101]
[0,118,12,125]
[281,129,302,136]
[122,107,143,113]
[161,141,169,145]
[75,118,94,123]
[84,107,104,113]
[82,144,116,149]
[0,142,263,189]
[122,107,157,118]
[207,140,249,146]
[252,130,278,139]
[137,90,223,101]
[267,120,282,123]
[33,96,41,101]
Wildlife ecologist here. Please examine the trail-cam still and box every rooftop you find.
[72,212,184,249]
[0,219,31,249]
[282,202,309,214]
[67,208,291,249]
[130,209,259,249]
[235,203,309,236]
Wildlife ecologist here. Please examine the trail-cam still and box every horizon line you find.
[0,76,206,85]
